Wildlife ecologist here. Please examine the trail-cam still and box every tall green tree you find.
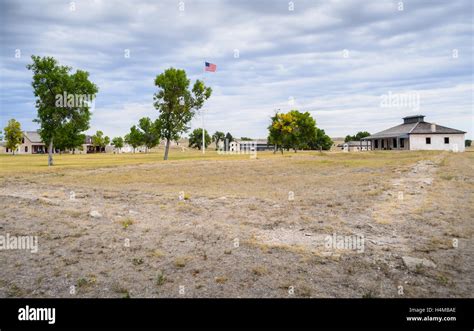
[27,55,98,166]
[268,112,296,154]
[212,131,225,150]
[111,136,124,152]
[268,110,329,153]
[124,125,143,153]
[188,128,211,150]
[153,68,212,160]
[54,121,86,153]
[4,119,23,155]
[137,117,161,152]
[309,128,333,151]
[288,110,317,152]
[91,130,109,152]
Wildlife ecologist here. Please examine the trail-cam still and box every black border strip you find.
[0,298,472,330]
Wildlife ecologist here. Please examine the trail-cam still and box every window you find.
[22,138,24,143]
[25,146,28,153]
[400,138,405,148]
[444,137,449,144]
[426,137,431,144]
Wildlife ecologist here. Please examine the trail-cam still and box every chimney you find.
[431,123,436,132]
[403,115,425,124]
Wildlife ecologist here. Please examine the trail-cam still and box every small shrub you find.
[132,258,144,266]
[174,257,187,268]
[215,276,228,284]
[156,272,166,286]
[437,274,449,286]
[121,218,134,229]
[252,266,268,276]
[151,249,165,258]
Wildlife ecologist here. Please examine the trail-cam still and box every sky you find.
[0,0,473,139]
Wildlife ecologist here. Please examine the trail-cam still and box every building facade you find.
[340,140,372,152]
[362,115,466,152]
[2,132,101,154]
[4,131,46,154]
[229,140,274,152]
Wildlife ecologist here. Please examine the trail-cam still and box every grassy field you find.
[0,148,447,174]
[0,149,473,298]
[0,149,250,174]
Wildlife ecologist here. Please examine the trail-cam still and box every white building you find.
[3,131,46,154]
[362,115,466,152]
[341,140,371,152]
[229,139,273,152]
[106,144,146,153]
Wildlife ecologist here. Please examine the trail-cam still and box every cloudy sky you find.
[1,0,472,139]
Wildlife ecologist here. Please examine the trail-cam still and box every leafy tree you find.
[465,140,472,147]
[224,132,234,151]
[91,130,109,152]
[153,68,212,160]
[309,128,333,151]
[288,110,317,152]
[188,128,211,150]
[54,123,85,153]
[212,131,225,150]
[27,55,98,166]
[124,125,143,152]
[4,119,22,155]
[355,131,370,140]
[345,131,370,142]
[268,110,330,153]
[240,137,252,141]
[268,112,297,154]
[111,137,124,152]
[137,117,161,152]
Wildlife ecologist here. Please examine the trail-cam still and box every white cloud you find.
[1,0,472,139]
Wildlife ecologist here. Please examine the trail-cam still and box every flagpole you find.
[202,61,216,155]
[202,109,205,154]
[202,61,205,154]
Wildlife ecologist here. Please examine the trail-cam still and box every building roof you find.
[410,122,466,134]
[343,140,371,146]
[24,131,43,143]
[363,118,465,139]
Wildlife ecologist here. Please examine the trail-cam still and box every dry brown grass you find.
[0,149,472,298]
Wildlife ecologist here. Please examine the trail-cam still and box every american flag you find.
[205,62,216,72]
